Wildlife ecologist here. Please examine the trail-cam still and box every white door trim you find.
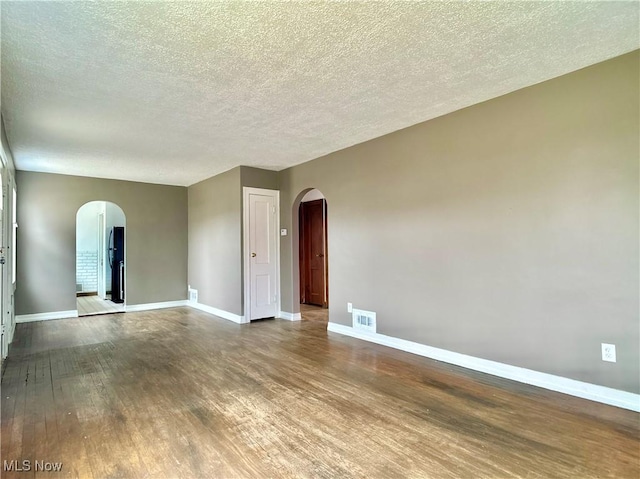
[0,167,5,359]
[97,211,106,299]
[243,187,280,323]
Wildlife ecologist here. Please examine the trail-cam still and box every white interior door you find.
[245,188,279,321]
[0,174,5,359]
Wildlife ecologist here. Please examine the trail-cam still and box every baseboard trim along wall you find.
[16,310,79,323]
[8,321,15,345]
[278,311,302,321]
[125,300,189,312]
[189,301,245,324]
[327,322,640,412]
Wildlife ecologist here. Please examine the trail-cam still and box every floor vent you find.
[352,308,376,333]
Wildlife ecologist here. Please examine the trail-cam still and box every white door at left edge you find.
[249,192,277,320]
[0,175,4,359]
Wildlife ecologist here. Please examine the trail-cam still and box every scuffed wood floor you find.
[1,307,638,478]
[77,295,125,316]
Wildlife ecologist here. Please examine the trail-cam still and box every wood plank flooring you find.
[1,307,638,478]
[300,303,328,322]
[77,295,125,316]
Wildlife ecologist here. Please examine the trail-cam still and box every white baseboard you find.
[189,301,245,324]
[126,300,189,312]
[16,310,79,323]
[327,322,640,412]
[278,311,302,321]
[8,320,15,344]
[15,302,188,322]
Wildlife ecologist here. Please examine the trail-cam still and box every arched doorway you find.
[76,201,126,316]
[296,189,328,322]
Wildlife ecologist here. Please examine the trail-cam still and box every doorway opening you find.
[297,189,328,322]
[76,201,126,316]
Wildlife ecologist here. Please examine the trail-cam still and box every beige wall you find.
[188,166,278,315]
[13,52,638,394]
[16,171,188,314]
[188,167,242,315]
[240,166,278,191]
[279,51,639,393]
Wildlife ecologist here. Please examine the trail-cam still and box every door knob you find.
[251,253,256,257]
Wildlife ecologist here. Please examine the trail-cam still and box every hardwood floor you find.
[77,295,125,316]
[1,307,638,478]
[300,303,328,322]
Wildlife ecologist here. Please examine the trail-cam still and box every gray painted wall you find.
[188,167,242,315]
[240,166,278,191]
[16,171,188,313]
[278,51,639,393]
[14,53,638,394]
[187,166,278,315]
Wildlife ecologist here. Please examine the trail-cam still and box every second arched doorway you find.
[76,201,126,316]
[298,189,329,318]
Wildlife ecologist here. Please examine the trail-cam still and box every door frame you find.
[0,168,5,359]
[97,211,106,299]
[242,187,280,323]
[0,157,15,359]
[0,123,17,360]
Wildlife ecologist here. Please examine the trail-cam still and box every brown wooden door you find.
[299,199,328,307]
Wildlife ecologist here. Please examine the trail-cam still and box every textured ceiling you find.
[1,2,638,186]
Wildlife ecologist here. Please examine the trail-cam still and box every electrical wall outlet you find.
[347,302,352,313]
[601,343,616,362]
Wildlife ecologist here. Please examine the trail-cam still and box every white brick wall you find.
[76,250,98,292]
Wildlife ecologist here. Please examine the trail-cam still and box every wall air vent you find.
[352,308,376,333]
[189,289,198,303]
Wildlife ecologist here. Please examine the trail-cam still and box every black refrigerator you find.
[109,226,125,303]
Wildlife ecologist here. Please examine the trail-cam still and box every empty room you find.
[1,2,639,478]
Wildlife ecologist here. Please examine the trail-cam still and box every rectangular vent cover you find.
[189,289,198,303]
[352,308,376,333]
